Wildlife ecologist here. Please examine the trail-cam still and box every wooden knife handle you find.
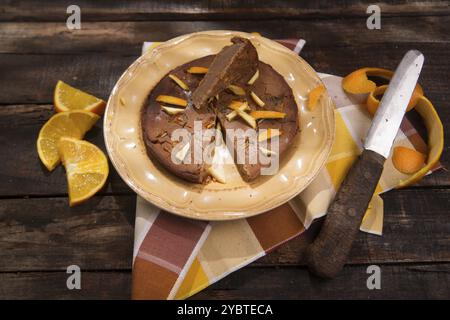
[306,149,385,278]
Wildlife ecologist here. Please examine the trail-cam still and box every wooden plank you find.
[0,104,448,198]
[0,189,448,272]
[256,189,450,266]
[1,17,449,55]
[0,263,448,299]
[0,49,448,193]
[0,105,131,196]
[0,271,131,299]
[0,54,136,104]
[0,195,135,272]
[0,43,448,110]
[1,1,449,22]
[193,263,450,299]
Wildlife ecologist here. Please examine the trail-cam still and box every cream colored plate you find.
[104,30,335,220]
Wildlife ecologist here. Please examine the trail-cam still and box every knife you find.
[306,50,424,279]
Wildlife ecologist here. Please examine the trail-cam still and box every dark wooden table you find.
[0,1,449,299]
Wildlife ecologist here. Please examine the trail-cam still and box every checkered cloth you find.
[131,38,437,299]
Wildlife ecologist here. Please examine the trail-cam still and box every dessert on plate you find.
[141,37,299,183]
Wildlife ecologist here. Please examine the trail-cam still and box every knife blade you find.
[306,50,424,279]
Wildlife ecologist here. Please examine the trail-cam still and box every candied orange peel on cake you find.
[308,84,326,111]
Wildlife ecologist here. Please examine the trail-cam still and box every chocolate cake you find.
[141,37,299,183]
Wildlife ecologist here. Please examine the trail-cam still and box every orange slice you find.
[58,137,109,206]
[37,110,99,171]
[54,81,106,115]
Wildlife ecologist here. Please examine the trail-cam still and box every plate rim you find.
[104,30,335,221]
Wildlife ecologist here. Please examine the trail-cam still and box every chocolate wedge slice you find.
[142,37,299,184]
[142,56,216,183]
[214,61,299,181]
[191,37,258,109]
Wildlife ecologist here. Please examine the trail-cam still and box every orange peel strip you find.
[342,68,377,94]
[226,102,249,121]
[395,95,444,188]
[343,67,395,94]
[227,100,249,111]
[366,85,388,116]
[250,110,286,119]
[156,95,187,107]
[392,146,426,174]
[344,67,442,188]
[366,84,424,116]
[308,84,326,111]
[187,66,209,74]
[344,67,423,107]
[169,74,189,91]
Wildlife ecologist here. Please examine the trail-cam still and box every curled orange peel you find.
[395,95,444,188]
[342,68,377,94]
[392,146,426,174]
[366,83,424,116]
[344,67,424,113]
[366,85,388,116]
[343,67,443,188]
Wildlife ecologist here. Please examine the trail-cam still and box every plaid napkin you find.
[132,38,436,299]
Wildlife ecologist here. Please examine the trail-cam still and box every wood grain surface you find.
[0,0,448,299]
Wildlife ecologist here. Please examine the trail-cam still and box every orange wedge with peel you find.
[58,137,109,206]
[54,81,106,115]
[37,110,100,171]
